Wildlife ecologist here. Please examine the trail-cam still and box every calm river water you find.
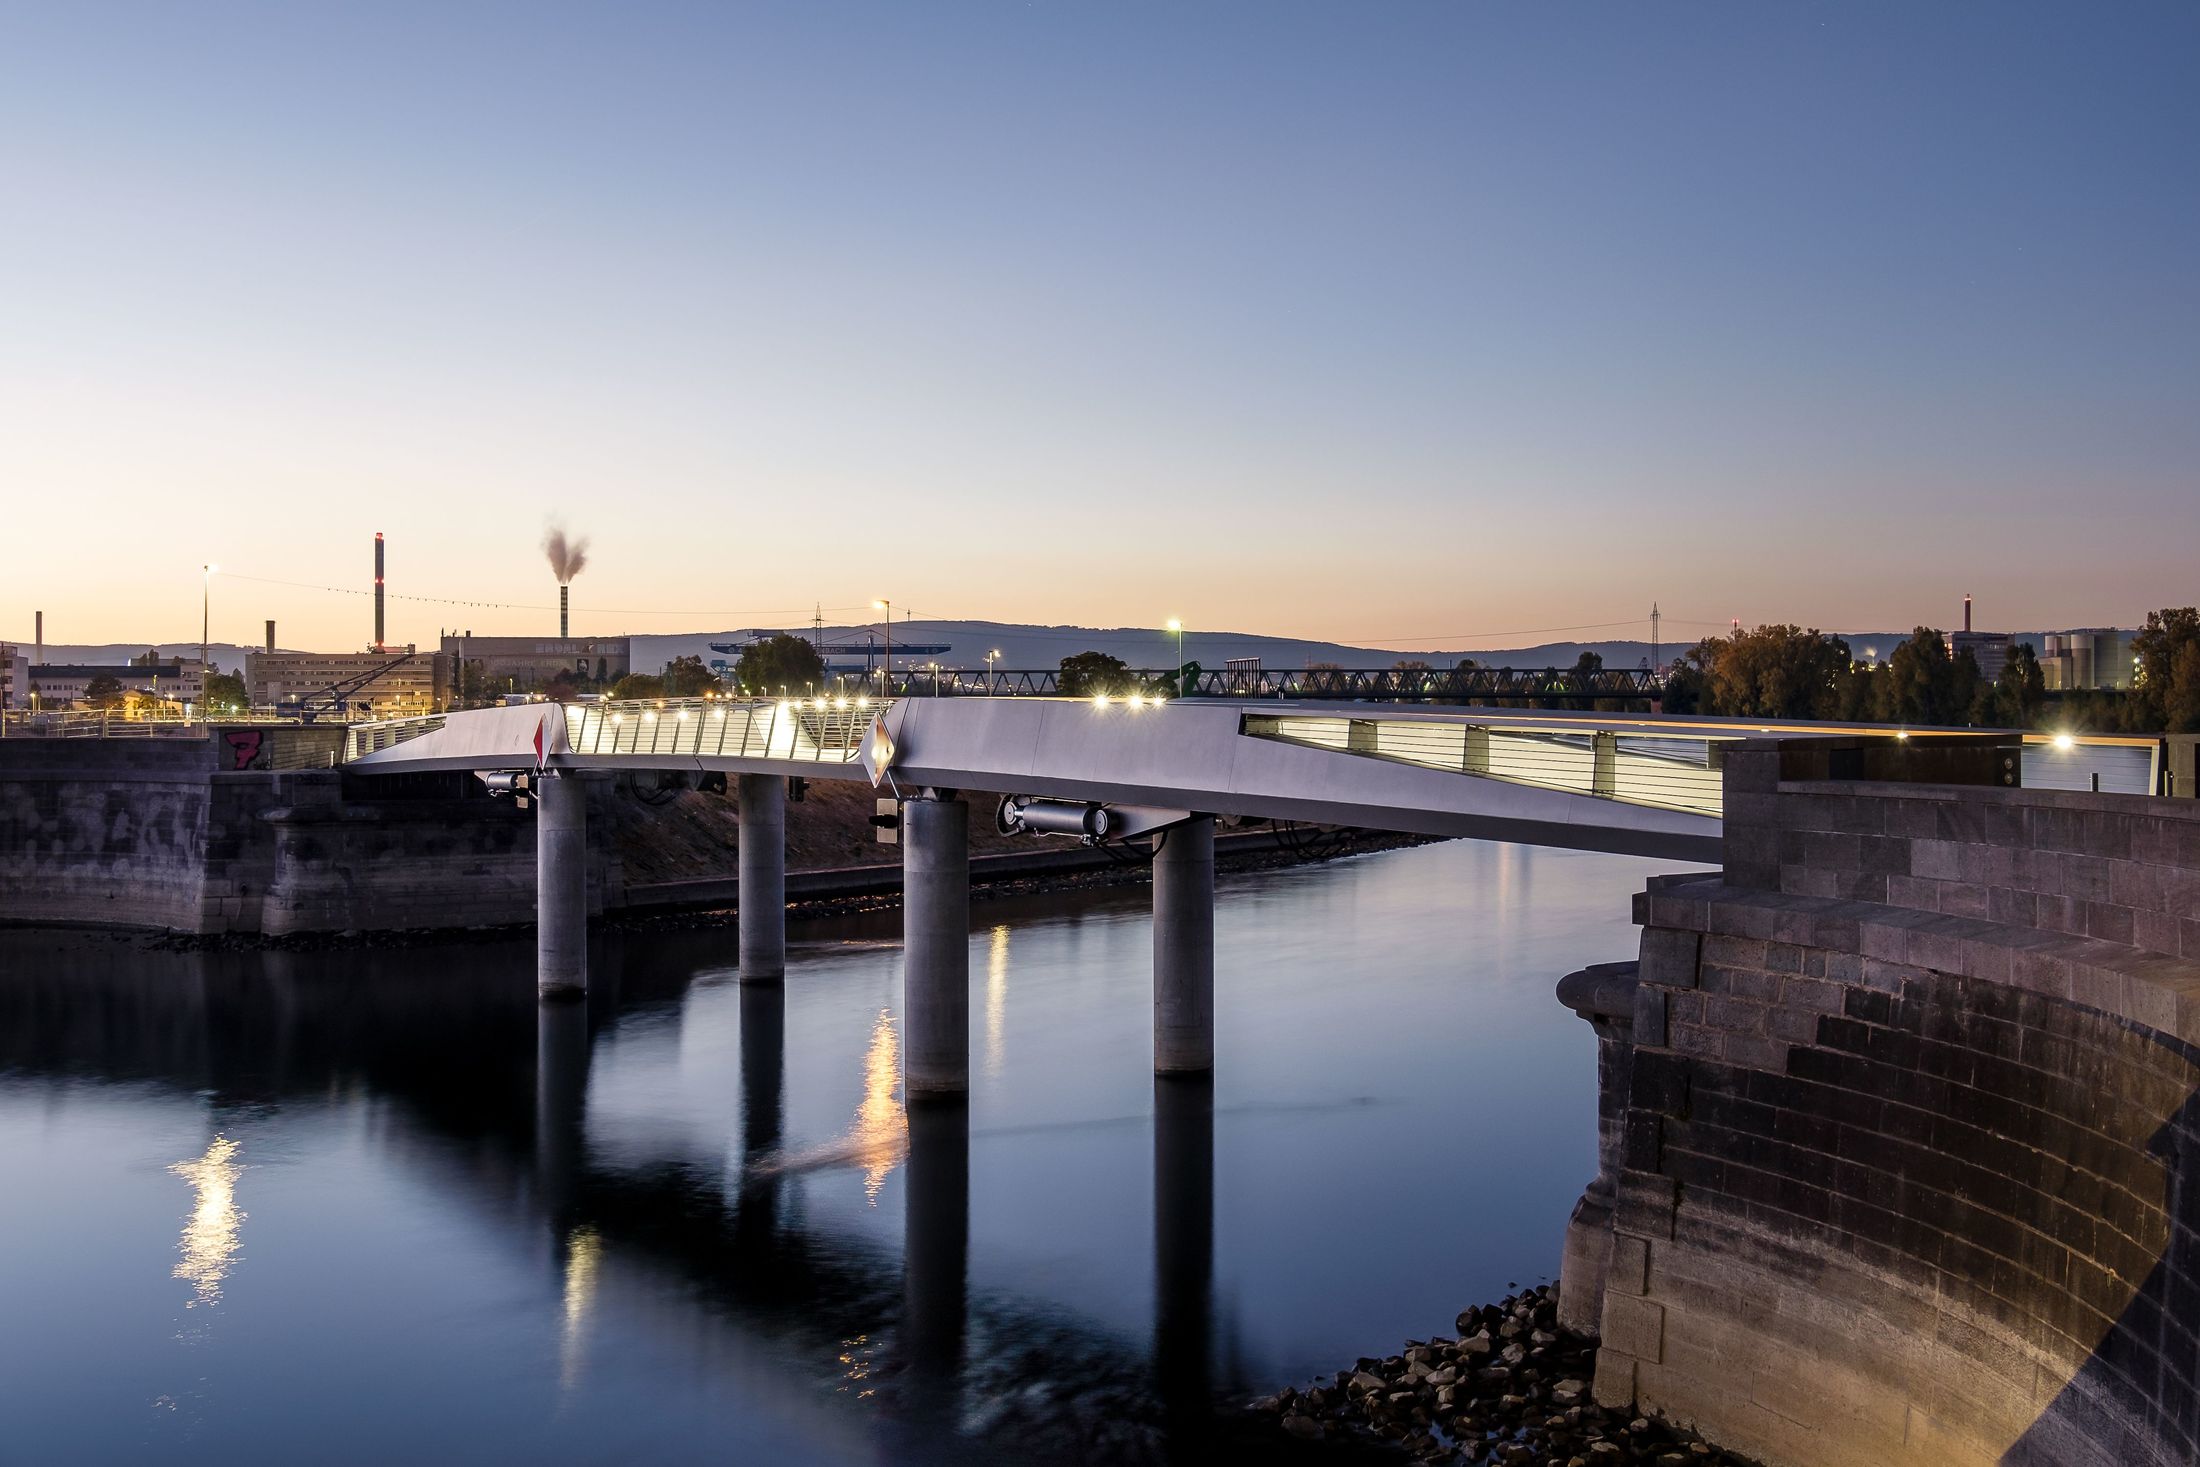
[0,839,1672,1465]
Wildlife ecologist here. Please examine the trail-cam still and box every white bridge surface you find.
[339,697,2159,864]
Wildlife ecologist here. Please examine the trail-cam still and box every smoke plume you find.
[543,523,590,584]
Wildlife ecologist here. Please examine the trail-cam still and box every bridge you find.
[343,694,2159,1105]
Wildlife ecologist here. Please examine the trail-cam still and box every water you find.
[0,840,1669,1465]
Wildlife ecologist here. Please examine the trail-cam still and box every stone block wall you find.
[1574,742,2200,1467]
[2,739,627,934]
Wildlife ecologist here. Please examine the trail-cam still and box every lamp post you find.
[872,599,891,696]
[1166,617,1184,695]
[201,564,217,673]
[984,648,1001,694]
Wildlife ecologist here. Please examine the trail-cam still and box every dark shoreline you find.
[122,829,1438,953]
[1240,1285,1761,1465]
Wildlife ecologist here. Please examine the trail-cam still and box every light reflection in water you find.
[852,1008,905,1204]
[559,1225,602,1394]
[985,923,1011,1076]
[168,1134,245,1310]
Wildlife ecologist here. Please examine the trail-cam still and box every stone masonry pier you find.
[1562,739,2200,1466]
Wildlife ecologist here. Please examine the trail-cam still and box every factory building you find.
[246,647,449,715]
[439,633,631,696]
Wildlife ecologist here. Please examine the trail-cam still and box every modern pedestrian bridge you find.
[342,697,2155,1099]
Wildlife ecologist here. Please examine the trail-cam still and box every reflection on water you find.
[0,839,1663,1466]
[985,924,1011,1077]
[169,1134,245,1311]
[559,1225,603,1394]
[856,1010,907,1204]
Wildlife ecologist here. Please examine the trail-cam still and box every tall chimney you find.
[265,619,276,653]
[1963,593,1973,634]
[561,584,569,639]
[374,532,386,652]
[34,610,42,664]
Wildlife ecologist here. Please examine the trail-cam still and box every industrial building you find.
[1944,595,2013,682]
[12,657,207,710]
[439,634,631,695]
[246,647,450,716]
[2039,628,2138,692]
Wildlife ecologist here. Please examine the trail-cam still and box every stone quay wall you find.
[0,738,623,934]
[1562,742,2200,1467]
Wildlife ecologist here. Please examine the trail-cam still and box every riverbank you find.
[141,825,1434,950]
[1244,1286,1758,1465]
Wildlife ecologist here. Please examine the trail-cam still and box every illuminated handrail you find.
[1242,715,2158,816]
[562,696,889,763]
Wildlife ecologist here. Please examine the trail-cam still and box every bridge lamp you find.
[2052,732,2076,752]
[676,709,688,721]
[611,713,623,725]
[642,711,657,723]
[834,696,849,710]
[712,708,726,721]
[1128,693,1146,709]
[1093,692,1111,709]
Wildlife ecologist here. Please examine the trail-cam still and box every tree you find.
[203,670,249,714]
[2133,607,2200,733]
[662,654,719,698]
[1976,642,2045,728]
[1875,628,1963,725]
[1058,650,1132,698]
[83,674,125,710]
[542,669,581,704]
[735,635,826,697]
[609,672,665,700]
[1686,625,1852,720]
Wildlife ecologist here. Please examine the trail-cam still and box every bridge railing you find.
[1246,714,1729,816]
[862,667,1662,702]
[1242,714,2159,818]
[561,696,890,764]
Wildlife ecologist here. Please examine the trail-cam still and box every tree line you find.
[1660,608,2200,734]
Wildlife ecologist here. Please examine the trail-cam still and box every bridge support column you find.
[903,793,970,1097]
[537,770,589,999]
[1154,815,1215,1074]
[738,775,786,983]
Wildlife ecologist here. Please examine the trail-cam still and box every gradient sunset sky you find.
[3,2,2194,652]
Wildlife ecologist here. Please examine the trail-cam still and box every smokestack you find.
[34,610,41,664]
[1963,593,1973,634]
[374,533,386,652]
[265,620,276,654]
[542,523,589,640]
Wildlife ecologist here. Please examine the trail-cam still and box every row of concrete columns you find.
[534,774,1218,1087]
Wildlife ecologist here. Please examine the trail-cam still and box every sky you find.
[1,2,2195,654]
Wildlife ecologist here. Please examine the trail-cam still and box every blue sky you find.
[2,2,2193,650]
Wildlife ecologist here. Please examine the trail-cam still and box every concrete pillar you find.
[735,981,786,1248]
[537,771,589,999]
[1153,1075,1214,1434]
[903,794,969,1097]
[902,1098,969,1392]
[535,998,590,1219]
[1154,816,1215,1075]
[738,774,787,983]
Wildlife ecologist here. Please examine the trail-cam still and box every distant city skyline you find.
[4,3,2194,649]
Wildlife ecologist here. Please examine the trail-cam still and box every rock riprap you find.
[1247,1286,1759,1465]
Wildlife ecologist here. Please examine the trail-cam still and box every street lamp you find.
[201,564,218,673]
[1166,617,1184,694]
[872,599,891,696]
[984,647,1002,694]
